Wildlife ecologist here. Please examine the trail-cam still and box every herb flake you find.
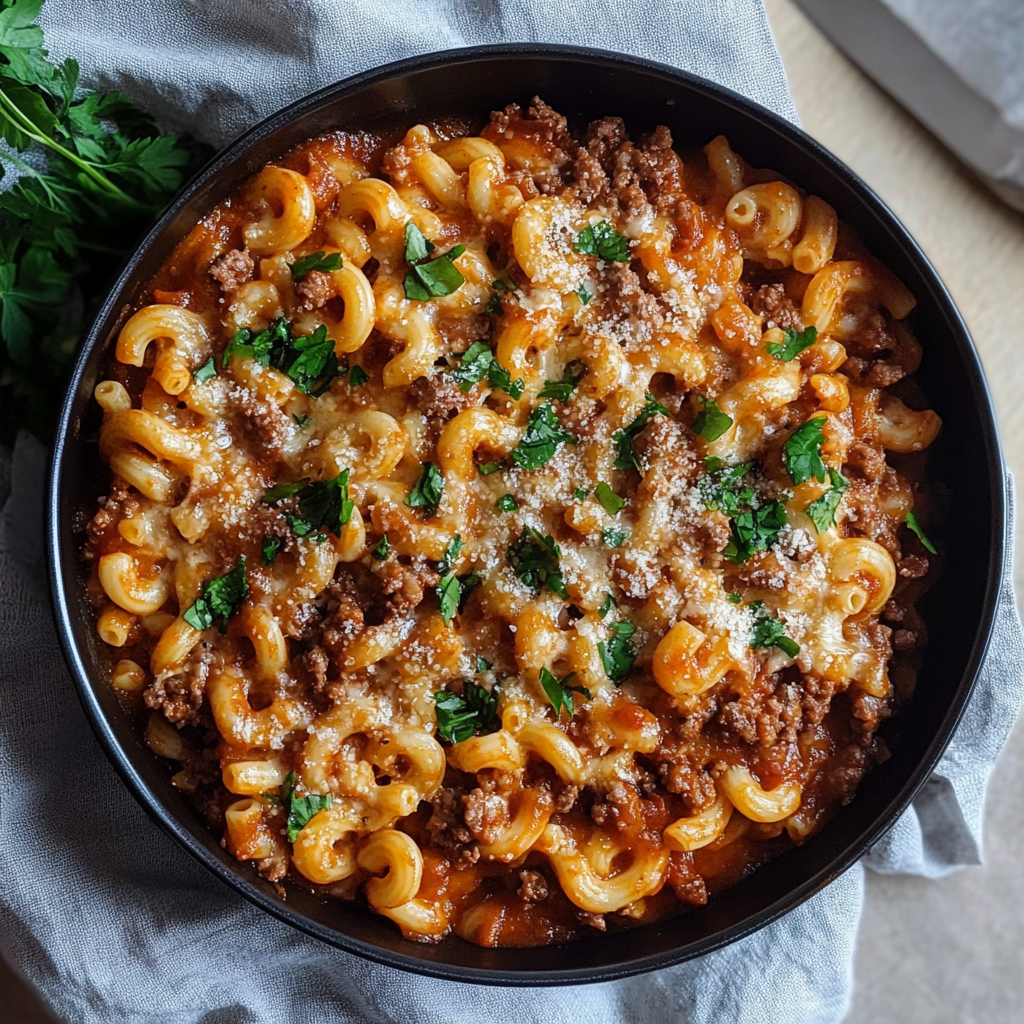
[182,557,249,633]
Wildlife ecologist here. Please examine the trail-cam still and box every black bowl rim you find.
[47,42,1005,985]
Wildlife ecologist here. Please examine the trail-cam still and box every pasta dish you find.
[82,99,940,946]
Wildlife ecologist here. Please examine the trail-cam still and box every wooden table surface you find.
[4,3,1023,1020]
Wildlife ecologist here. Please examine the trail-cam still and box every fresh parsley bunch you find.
[0,0,201,440]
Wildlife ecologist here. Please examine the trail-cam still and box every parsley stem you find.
[0,87,138,205]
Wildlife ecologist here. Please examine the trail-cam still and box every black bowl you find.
[48,44,1005,985]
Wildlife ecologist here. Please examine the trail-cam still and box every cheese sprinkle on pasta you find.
[84,98,940,947]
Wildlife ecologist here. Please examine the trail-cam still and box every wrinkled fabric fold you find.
[0,2,1021,1021]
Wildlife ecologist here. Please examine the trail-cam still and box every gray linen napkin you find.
[0,2,1021,1021]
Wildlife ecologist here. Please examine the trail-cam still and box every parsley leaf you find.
[478,460,505,476]
[371,534,389,560]
[594,481,625,515]
[723,501,788,564]
[223,319,343,396]
[261,536,281,565]
[434,681,499,744]
[476,656,492,673]
[508,526,567,598]
[496,493,518,512]
[404,243,466,300]
[783,418,829,485]
[292,413,311,428]
[437,534,463,577]
[281,771,332,843]
[484,274,517,314]
[692,395,733,442]
[192,357,216,383]
[182,557,249,633]
[698,458,758,516]
[573,220,631,262]
[574,486,588,501]
[905,510,937,554]
[612,393,669,471]
[766,325,817,361]
[805,469,849,533]
[576,283,592,305]
[435,535,465,626]
[750,603,800,658]
[404,221,435,264]
[283,470,355,538]
[262,478,309,503]
[290,250,342,281]
[598,593,617,618]
[539,666,590,719]
[727,591,743,604]
[538,360,586,403]
[449,341,523,398]
[599,620,636,683]
[406,462,445,515]
[510,401,576,470]
[602,525,628,547]
[348,364,369,387]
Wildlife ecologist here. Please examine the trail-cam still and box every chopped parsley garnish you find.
[281,771,332,843]
[766,325,817,361]
[598,593,617,618]
[539,666,590,719]
[692,395,733,442]
[750,602,800,658]
[727,591,743,604]
[576,283,592,305]
[433,681,499,743]
[783,418,829,485]
[724,501,788,564]
[449,340,524,398]
[348,364,369,387]
[573,220,631,262]
[698,458,757,516]
[436,535,464,626]
[905,510,938,554]
[371,534,390,560]
[612,392,669,471]
[290,250,343,282]
[602,525,628,548]
[404,221,435,264]
[510,401,576,470]
[478,460,505,476]
[594,481,625,515]
[261,536,282,565]
[496,494,518,512]
[292,413,311,428]
[223,319,343,397]
[457,571,482,610]
[282,470,355,539]
[484,274,518,314]
[599,620,636,683]
[805,469,849,533]
[406,462,445,515]
[574,486,589,501]
[538,360,586,403]
[476,656,492,673]
[404,241,467,301]
[508,526,567,598]
[262,478,309,503]
[182,557,249,633]
[192,357,216,383]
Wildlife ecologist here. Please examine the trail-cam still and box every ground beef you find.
[482,96,574,194]
[295,269,333,310]
[372,558,437,614]
[893,629,918,651]
[516,869,549,902]
[576,910,606,931]
[719,681,803,748]
[658,753,717,815]
[144,642,216,726]
[801,675,838,727]
[749,282,803,330]
[552,781,580,813]
[462,787,507,844]
[231,385,291,455]
[851,691,890,742]
[845,442,887,483]
[209,248,254,291]
[897,555,930,579]
[83,482,135,558]
[841,356,906,388]
[590,780,645,833]
[302,646,329,690]
[425,788,473,851]
[666,852,709,906]
[410,374,475,434]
